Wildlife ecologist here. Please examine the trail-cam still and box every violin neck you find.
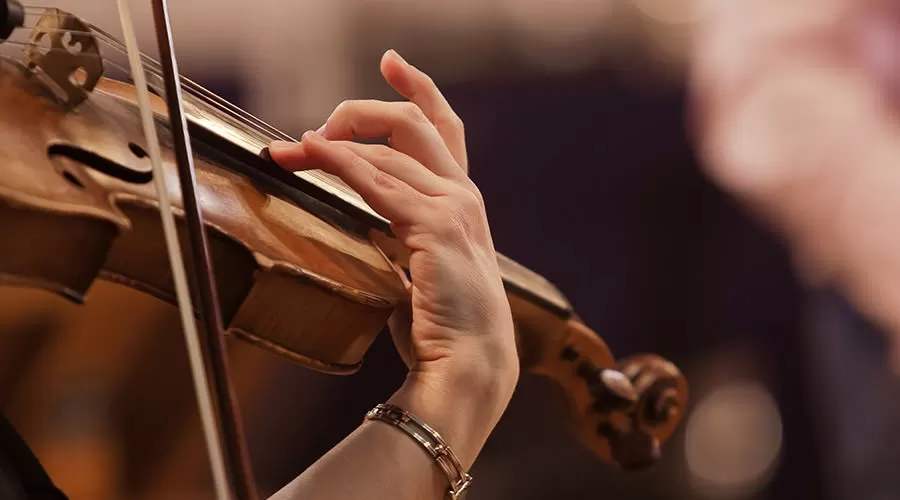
[495,254,571,316]
[106,52,574,319]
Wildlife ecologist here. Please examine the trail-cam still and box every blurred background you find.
[2,0,900,499]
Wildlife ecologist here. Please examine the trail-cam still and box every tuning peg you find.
[597,422,661,470]
[1,0,24,41]
[612,429,661,470]
[575,362,638,413]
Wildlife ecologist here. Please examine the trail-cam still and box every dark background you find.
[236,66,838,500]
[3,3,900,498]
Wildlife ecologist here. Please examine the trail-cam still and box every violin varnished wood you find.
[0,58,406,373]
[512,291,686,466]
[0,41,688,470]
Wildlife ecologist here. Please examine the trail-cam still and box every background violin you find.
[0,2,687,499]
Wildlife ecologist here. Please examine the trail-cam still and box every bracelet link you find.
[365,403,472,499]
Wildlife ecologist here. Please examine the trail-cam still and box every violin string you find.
[12,16,291,140]
[3,44,364,205]
[6,23,368,205]
[114,0,232,498]
[17,7,296,143]
[77,28,366,204]
[90,23,292,142]
[93,26,292,143]
[9,20,293,144]
[90,23,293,142]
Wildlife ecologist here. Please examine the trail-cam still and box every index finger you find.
[380,50,469,173]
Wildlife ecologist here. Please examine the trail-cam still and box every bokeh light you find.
[685,381,783,498]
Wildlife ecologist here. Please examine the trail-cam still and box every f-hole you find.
[48,144,153,184]
[62,171,84,188]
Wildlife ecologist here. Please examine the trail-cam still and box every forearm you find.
[267,413,446,500]
[269,361,516,500]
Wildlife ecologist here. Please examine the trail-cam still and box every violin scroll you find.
[620,355,687,433]
[603,354,688,469]
[527,317,687,470]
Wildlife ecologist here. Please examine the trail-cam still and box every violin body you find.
[0,58,407,373]
[0,6,687,471]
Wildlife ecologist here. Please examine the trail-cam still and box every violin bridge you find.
[22,8,102,110]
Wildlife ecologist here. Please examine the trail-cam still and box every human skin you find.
[267,49,519,500]
[691,0,900,365]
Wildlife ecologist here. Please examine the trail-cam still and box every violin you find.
[0,2,687,499]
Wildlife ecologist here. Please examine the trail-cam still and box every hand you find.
[268,50,519,465]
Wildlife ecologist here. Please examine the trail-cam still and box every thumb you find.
[388,301,415,369]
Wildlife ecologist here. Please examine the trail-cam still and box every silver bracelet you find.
[365,403,472,499]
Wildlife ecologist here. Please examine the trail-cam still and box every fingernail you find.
[315,123,327,135]
[387,49,409,66]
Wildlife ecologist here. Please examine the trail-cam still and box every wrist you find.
[387,345,519,470]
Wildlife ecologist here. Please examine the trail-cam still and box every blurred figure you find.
[691,0,900,360]
[692,2,900,498]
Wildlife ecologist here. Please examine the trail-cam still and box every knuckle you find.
[449,113,465,134]
[368,165,397,191]
[334,99,353,115]
[417,72,436,89]
[334,99,372,116]
[430,188,486,242]
[472,185,485,206]
[458,180,485,207]
[431,214,465,243]
[328,100,352,124]
[400,102,429,126]
[457,186,484,214]
[369,144,395,162]
[348,152,370,172]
